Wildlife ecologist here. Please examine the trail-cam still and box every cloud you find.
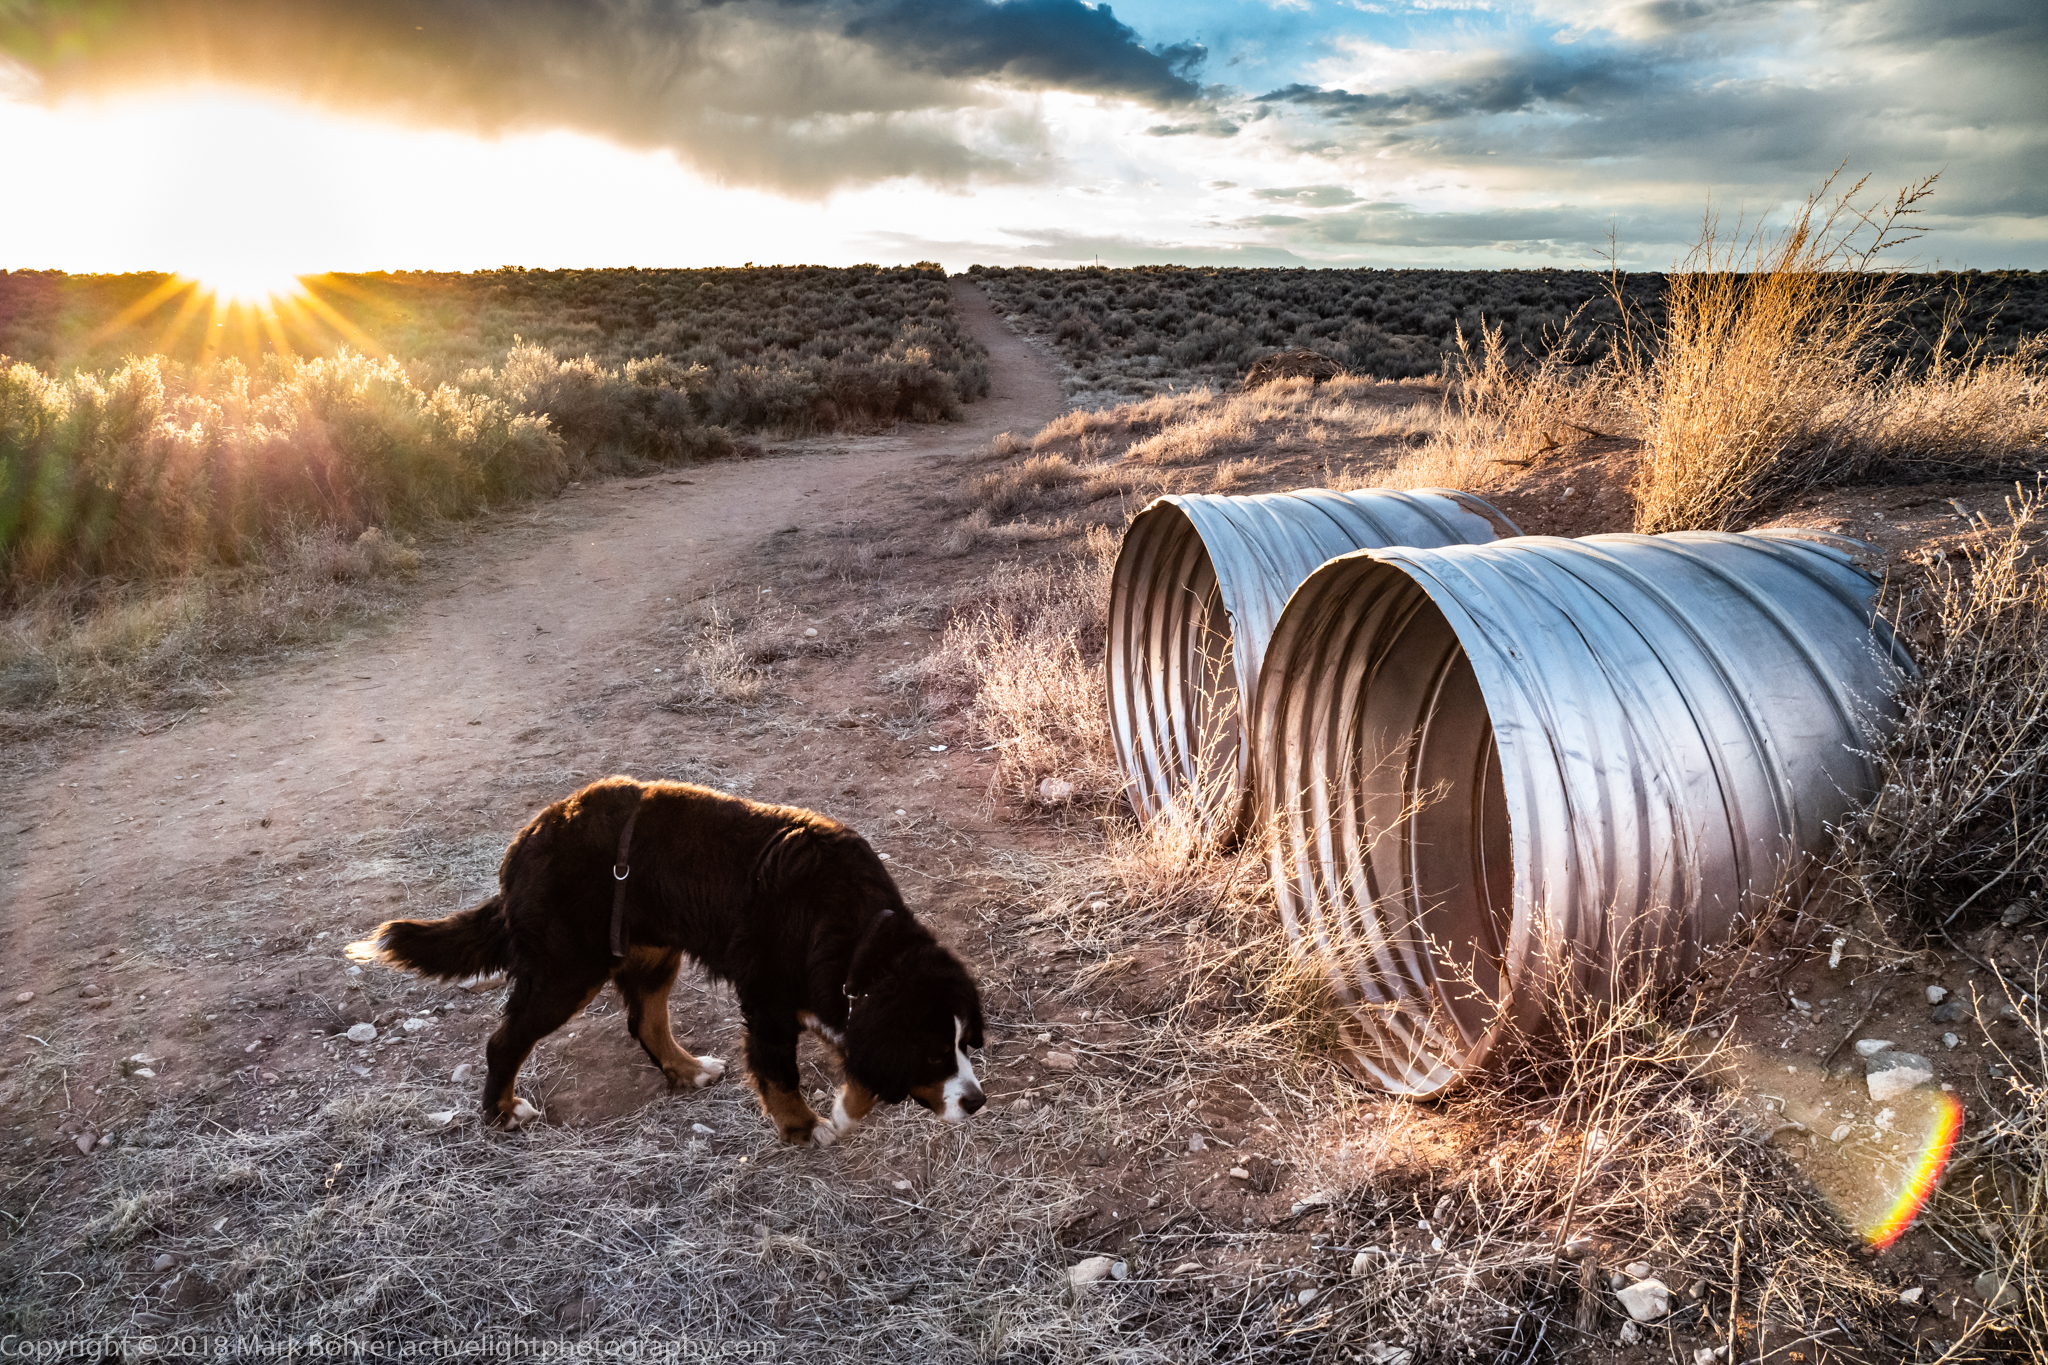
[0,0,1205,194]
[1253,184,1363,206]
[1258,50,1654,129]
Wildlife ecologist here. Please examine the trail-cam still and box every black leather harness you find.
[609,791,646,960]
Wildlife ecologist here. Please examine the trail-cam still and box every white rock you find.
[1694,1347,1727,1364]
[1170,1260,1204,1276]
[1110,1261,1128,1281]
[1289,1191,1334,1217]
[132,1069,155,1080]
[1038,777,1075,802]
[1853,1038,1894,1057]
[1067,1256,1118,1290]
[1927,985,1948,1004]
[1866,1052,1934,1104]
[1350,1250,1376,1277]
[1624,1261,1653,1280]
[1831,1124,1854,1143]
[346,1023,377,1044]
[345,966,362,977]
[1187,1134,1207,1152]
[892,1179,912,1191]
[426,1110,459,1126]
[450,1063,472,1083]
[1899,1286,1924,1305]
[1944,1032,1960,1049]
[1043,1051,1079,1071]
[691,1123,714,1135]
[1361,1345,1412,1365]
[13,990,33,1004]
[74,1133,95,1155]
[803,628,818,637]
[1296,1288,1316,1307]
[151,1254,177,1272]
[1228,1166,1251,1181]
[244,1040,262,1052]
[402,1017,433,1032]
[1615,1278,1671,1322]
[1619,1322,1642,1346]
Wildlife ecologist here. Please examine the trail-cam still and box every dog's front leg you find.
[813,1079,878,1147]
[742,1022,822,1144]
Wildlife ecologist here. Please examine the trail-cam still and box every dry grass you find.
[1623,173,2048,533]
[0,525,420,714]
[1831,483,2048,932]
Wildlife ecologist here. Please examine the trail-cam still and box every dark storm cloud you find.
[0,0,1203,193]
[1258,51,1654,129]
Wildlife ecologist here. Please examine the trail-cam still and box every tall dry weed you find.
[1623,172,1938,532]
[1831,482,2048,932]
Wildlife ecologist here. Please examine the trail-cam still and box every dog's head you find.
[843,912,986,1122]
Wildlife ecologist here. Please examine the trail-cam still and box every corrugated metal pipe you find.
[1253,530,1914,1096]
[1107,488,1520,837]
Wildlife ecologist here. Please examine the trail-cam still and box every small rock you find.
[152,1254,178,1272]
[1172,1260,1204,1276]
[1289,1191,1334,1217]
[244,1040,262,1052]
[1615,1278,1671,1322]
[1351,1250,1378,1276]
[1110,1261,1128,1281]
[1899,1286,1924,1305]
[1769,1121,1810,1147]
[2001,902,2032,927]
[73,1133,95,1155]
[1038,776,1076,802]
[1831,1124,1854,1143]
[426,1110,459,1126]
[450,1063,472,1083]
[1228,1166,1251,1181]
[1854,1038,1894,1058]
[1067,1255,1118,1290]
[1361,1347,1412,1365]
[79,984,101,998]
[1694,1348,1727,1364]
[345,965,362,977]
[12,990,32,1004]
[1866,1052,1935,1103]
[346,1023,378,1044]
[1927,985,1948,1004]
[1187,1133,1207,1152]
[1974,1270,2020,1309]
[1618,1322,1642,1346]
[803,628,818,638]
[1296,1288,1316,1307]
[1043,1051,1079,1071]
[1932,1000,1969,1023]
[1562,1235,1597,1259]
[1944,1032,1961,1049]
[1624,1261,1653,1280]
[691,1123,714,1135]
[402,1017,433,1032]
[1008,1096,1033,1114]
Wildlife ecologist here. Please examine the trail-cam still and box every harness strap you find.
[842,906,895,1012]
[609,791,646,960]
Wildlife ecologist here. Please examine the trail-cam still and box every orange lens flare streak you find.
[1865,1092,1963,1249]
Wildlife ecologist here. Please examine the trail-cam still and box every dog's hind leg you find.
[482,971,605,1127]
[615,947,725,1090]
[742,1022,823,1144]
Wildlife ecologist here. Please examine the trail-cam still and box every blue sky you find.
[2,1,2042,273]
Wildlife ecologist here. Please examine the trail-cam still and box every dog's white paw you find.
[691,1056,726,1088]
[508,1097,540,1125]
[811,1121,839,1148]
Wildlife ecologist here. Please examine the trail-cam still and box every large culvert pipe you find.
[1107,489,1519,836]
[1254,531,1913,1096]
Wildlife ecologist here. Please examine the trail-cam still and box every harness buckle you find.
[613,863,630,881]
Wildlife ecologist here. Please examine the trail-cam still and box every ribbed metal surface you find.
[1107,488,1519,835]
[1254,530,1913,1095]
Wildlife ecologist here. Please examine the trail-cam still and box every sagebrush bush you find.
[0,351,562,591]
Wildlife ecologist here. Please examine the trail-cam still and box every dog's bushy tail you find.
[345,895,511,982]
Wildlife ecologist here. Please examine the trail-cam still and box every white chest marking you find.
[938,1015,982,1122]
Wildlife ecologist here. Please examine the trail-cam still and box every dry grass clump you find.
[1624,173,2048,533]
[1830,483,2048,932]
[915,528,1122,806]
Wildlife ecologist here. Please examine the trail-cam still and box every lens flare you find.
[1864,1090,1964,1248]
[187,263,308,309]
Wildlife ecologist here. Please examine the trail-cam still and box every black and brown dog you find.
[346,776,985,1143]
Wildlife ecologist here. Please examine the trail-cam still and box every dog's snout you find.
[960,1087,986,1117]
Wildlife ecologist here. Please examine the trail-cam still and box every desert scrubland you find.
[2,200,2045,1360]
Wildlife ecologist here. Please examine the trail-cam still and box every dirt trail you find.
[0,281,1064,1125]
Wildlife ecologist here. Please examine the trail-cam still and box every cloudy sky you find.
[2,0,2043,277]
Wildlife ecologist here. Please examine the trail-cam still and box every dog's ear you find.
[752,824,819,890]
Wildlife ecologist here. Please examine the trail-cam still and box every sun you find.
[186,260,310,310]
